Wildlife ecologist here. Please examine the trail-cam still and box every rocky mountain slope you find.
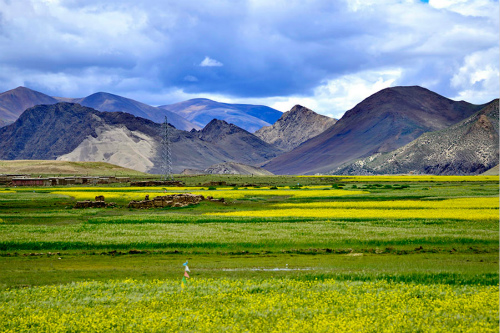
[181,162,274,175]
[160,98,282,133]
[255,105,336,151]
[331,100,499,175]
[263,86,484,175]
[0,86,58,126]
[0,103,283,173]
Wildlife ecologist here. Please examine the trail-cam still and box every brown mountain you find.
[255,105,337,151]
[0,86,58,126]
[0,103,283,173]
[331,100,499,175]
[159,98,282,133]
[263,86,485,175]
[196,119,284,164]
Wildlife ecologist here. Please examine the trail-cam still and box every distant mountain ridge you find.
[263,86,485,175]
[71,92,199,131]
[160,98,282,133]
[0,87,198,131]
[255,105,337,151]
[331,99,499,175]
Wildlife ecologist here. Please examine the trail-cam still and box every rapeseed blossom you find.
[0,279,497,332]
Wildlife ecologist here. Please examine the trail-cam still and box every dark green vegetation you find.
[0,253,497,288]
[0,175,498,289]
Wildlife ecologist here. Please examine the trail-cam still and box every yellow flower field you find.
[299,175,499,182]
[274,197,499,210]
[52,188,367,201]
[208,208,499,221]
[0,278,497,333]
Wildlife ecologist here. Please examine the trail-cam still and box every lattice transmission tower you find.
[160,116,173,180]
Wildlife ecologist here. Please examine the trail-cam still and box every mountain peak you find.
[201,118,246,137]
[331,99,499,175]
[263,85,484,175]
[13,86,31,92]
[255,105,337,152]
[206,118,229,127]
[0,86,58,125]
[289,105,314,114]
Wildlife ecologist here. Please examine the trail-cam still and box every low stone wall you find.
[74,201,116,208]
[128,193,205,209]
[74,195,116,208]
[130,181,184,187]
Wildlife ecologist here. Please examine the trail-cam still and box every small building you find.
[97,178,110,184]
[116,177,130,183]
[12,178,51,186]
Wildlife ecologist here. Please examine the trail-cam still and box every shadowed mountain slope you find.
[255,105,337,151]
[263,86,484,175]
[160,98,282,133]
[331,100,499,175]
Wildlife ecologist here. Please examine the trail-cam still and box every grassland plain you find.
[0,175,498,332]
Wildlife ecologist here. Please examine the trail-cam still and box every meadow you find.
[0,175,498,332]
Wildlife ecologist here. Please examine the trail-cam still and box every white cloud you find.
[451,47,499,103]
[261,69,402,118]
[0,0,497,113]
[200,56,223,67]
[428,0,498,17]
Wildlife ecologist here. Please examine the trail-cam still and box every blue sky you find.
[0,0,498,118]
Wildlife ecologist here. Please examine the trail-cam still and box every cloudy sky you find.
[0,0,498,118]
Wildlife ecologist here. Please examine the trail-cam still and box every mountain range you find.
[0,87,283,132]
[331,99,499,175]
[0,85,496,176]
[159,98,282,133]
[263,86,485,175]
[59,92,198,131]
[0,103,282,173]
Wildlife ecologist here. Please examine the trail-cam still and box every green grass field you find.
[0,175,498,332]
